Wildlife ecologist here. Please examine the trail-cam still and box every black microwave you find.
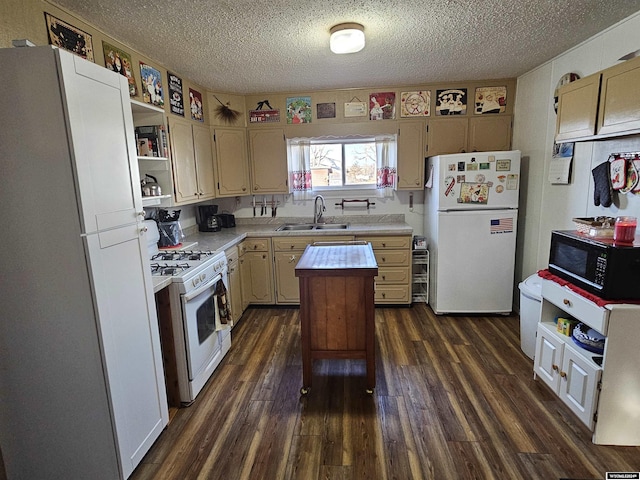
[549,230,640,300]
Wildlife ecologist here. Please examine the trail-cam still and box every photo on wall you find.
[286,96,312,124]
[189,88,204,121]
[44,13,94,61]
[400,91,430,117]
[474,86,507,114]
[102,42,137,97]
[370,92,395,120]
[140,62,164,107]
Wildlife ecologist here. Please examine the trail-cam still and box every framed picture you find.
[168,72,184,116]
[189,88,204,121]
[44,13,94,61]
[102,42,137,97]
[474,86,507,114]
[436,88,467,115]
[400,91,430,117]
[140,62,164,107]
[286,96,312,124]
[370,92,395,120]
[317,102,336,119]
[344,101,367,117]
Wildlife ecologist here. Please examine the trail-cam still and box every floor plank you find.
[131,305,640,480]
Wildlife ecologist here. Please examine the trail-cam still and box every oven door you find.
[180,272,229,380]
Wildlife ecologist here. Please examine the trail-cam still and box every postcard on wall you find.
[317,102,336,119]
[102,42,137,97]
[474,86,507,114]
[45,13,94,61]
[286,96,312,124]
[370,92,395,120]
[189,88,204,121]
[435,88,467,115]
[168,72,184,116]
[140,62,164,107]
[400,91,430,117]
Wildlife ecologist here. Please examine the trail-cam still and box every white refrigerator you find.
[424,151,521,314]
[0,47,168,479]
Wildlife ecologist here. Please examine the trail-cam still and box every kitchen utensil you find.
[252,196,256,216]
[141,174,162,196]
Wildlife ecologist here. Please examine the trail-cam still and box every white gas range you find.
[146,220,232,405]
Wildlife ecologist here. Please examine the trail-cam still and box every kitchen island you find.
[295,242,378,394]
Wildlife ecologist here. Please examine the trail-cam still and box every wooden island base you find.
[295,242,378,394]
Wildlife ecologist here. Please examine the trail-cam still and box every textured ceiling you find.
[54,0,640,94]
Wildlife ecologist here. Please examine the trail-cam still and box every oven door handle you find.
[183,272,223,302]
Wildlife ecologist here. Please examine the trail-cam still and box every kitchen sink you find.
[275,223,350,231]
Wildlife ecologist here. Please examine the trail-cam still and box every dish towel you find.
[592,161,612,207]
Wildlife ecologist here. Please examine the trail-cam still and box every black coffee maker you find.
[197,205,221,232]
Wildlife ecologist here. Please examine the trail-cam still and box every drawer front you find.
[272,235,351,251]
[541,279,609,334]
[240,238,271,254]
[375,285,410,303]
[358,236,412,250]
[374,250,410,267]
[224,245,239,263]
[376,266,410,284]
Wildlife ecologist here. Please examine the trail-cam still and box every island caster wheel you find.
[365,388,374,395]
[300,387,310,395]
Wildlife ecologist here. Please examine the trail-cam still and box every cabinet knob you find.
[254,245,258,250]
[381,257,386,262]
[382,292,386,298]
[140,226,148,234]
[563,298,572,307]
[382,275,386,280]
[137,211,145,218]
[382,242,386,247]
[552,364,559,372]
[255,186,258,190]
[560,371,567,379]
[242,187,247,191]
[262,254,266,259]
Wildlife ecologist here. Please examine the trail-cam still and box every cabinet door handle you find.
[563,298,572,307]
[381,257,386,262]
[382,275,386,280]
[289,255,297,263]
[262,254,266,259]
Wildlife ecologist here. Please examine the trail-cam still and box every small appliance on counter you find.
[157,209,184,247]
[197,205,221,232]
[217,213,236,228]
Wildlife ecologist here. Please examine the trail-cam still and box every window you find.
[310,139,377,189]
[287,134,397,196]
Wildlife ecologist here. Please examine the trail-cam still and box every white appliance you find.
[146,222,232,404]
[0,46,168,479]
[424,150,521,314]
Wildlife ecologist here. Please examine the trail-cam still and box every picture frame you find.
[189,88,204,121]
[286,96,312,124]
[344,101,367,117]
[436,88,467,115]
[102,42,137,97]
[44,13,94,61]
[400,91,430,117]
[140,62,164,107]
[474,86,507,114]
[168,72,184,116]
[370,92,395,120]
[317,102,336,119]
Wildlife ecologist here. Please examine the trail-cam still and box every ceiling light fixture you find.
[330,23,365,54]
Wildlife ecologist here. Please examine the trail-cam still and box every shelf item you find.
[411,248,429,303]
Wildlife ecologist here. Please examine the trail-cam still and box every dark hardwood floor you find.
[131,305,640,480]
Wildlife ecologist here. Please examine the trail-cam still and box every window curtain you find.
[287,138,313,199]
[375,134,397,198]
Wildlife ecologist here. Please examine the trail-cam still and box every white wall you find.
[513,10,640,290]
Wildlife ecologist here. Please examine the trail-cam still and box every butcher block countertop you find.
[295,242,378,277]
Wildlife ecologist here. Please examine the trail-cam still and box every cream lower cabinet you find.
[356,235,412,305]
[534,278,640,445]
[239,238,274,305]
[168,118,216,204]
[273,236,353,304]
[225,245,243,323]
[213,127,250,197]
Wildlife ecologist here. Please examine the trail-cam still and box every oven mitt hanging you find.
[592,161,612,207]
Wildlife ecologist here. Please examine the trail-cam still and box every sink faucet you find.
[313,195,326,224]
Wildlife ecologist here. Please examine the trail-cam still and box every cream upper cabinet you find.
[248,128,288,194]
[397,121,425,190]
[168,117,199,204]
[597,55,640,136]
[213,127,250,197]
[555,73,601,142]
[468,115,512,152]
[192,124,216,200]
[426,117,469,157]
[426,116,512,157]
